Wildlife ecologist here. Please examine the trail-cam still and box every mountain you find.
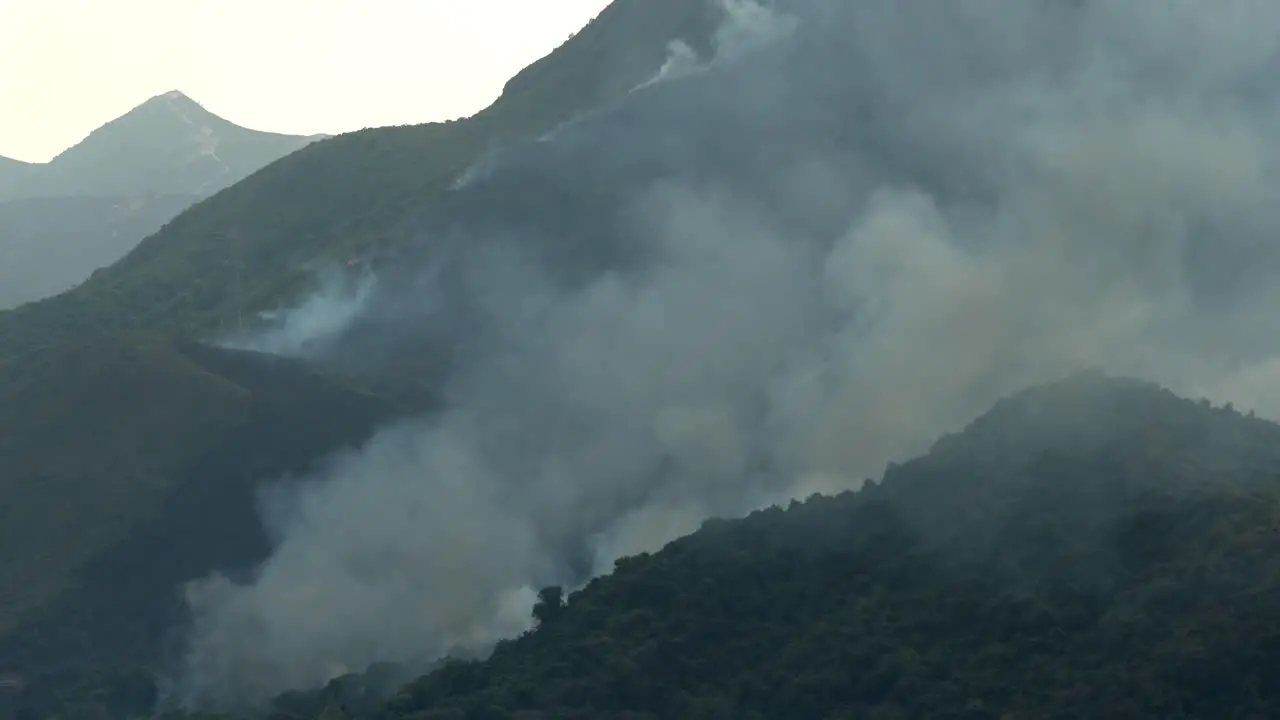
[0,194,198,309]
[0,92,325,309]
[0,336,427,676]
[0,2,760,710]
[23,373,1280,718]
[274,375,1280,719]
[0,0,722,359]
[363,381,1280,720]
[4,0,1280,718]
[0,91,325,202]
[0,1,717,681]
[0,157,32,198]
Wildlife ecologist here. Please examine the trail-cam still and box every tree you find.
[532,586,565,626]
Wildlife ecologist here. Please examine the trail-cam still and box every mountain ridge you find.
[0,0,725,360]
[0,90,327,309]
[0,90,326,201]
[42,372,1278,719]
[0,6,733,696]
[6,1,1280,717]
[359,373,1280,719]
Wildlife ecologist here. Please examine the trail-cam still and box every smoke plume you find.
[632,0,797,92]
[180,0,1280,707]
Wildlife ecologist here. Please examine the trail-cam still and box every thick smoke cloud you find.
[181,0,1280,707]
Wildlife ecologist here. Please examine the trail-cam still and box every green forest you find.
[9,374,1280,719]
[3,1,1280,719]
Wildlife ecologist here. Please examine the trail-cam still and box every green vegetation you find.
[0,0,718,685]
[0,0,721,364]
[11,2,1276,718]
[0,4,726,710]
[361,375,1280,720]
[0,336,424,673]
[11,373,1280,719]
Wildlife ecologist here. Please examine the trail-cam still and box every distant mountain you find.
[0,91,326,202]
[0,157,33,199]
[0,91,325,308]
[0,194,198,309]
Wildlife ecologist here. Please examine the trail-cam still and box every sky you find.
[0,0,613,162]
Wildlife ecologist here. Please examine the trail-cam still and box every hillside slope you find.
[0,157,32,199]
[0,0,725,684]
[0,194,197,309]
[7,0,1280,717]
[0,0,723,361]
[361,374,1280,719]
[0,336,424,675]
[25,373,1280,719]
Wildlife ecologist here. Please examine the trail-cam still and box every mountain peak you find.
[107,89,226,138]
[0,90,322,203]
[912,370,1269,484]
[866,370,1280,579]
[931,370,1240,461]
[141,89,211,117]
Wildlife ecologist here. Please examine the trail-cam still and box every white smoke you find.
[449,146,504,190]
[711,0,797,63]
[631,40,702,92]
[632,0,796,92]
[179,0,1280,708]
[220,264,378,358]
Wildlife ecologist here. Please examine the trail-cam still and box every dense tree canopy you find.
[8,374,1280,719]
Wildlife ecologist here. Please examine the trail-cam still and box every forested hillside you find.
[360,374,1280,719]
[16,373,1280,719]
[6,1,1280,719]
[0,1,726,698]
[0,0,722,362]
[0,337,426,677]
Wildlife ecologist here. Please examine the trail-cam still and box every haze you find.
[0,0,612,162]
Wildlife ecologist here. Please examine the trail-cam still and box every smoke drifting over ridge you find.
[180,0,1280,707]
[631,0,797,92]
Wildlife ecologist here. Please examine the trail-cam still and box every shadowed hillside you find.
[0,336,426,675]
[7,1,1280,718]
[22,373,1280,719]
[357,374,1280,719]
[0,0,728,683]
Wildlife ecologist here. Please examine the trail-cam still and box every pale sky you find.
[0,0,613,162]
